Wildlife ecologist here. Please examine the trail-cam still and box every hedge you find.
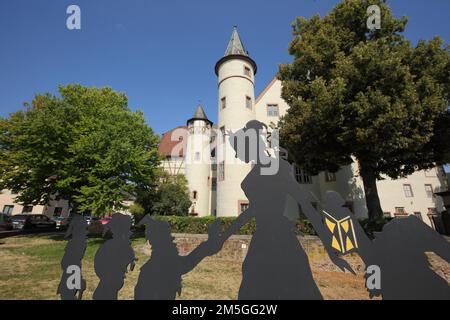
[136,215,390,237]
[142,215,316,236]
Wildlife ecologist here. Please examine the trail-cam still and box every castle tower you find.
[215,27,257,217]
[185,104,213,217]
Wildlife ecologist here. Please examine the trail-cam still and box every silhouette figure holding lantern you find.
[321,190,450,300]
[216,120,354,300]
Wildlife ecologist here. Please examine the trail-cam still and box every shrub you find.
[129,204,145,223]
[136,215,316,236]
[134,215,390,237]
[358,217,392,238]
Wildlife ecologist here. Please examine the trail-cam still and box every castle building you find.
[158,27,449,228]
[0,27,447,229]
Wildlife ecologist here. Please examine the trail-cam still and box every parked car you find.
[53,216,72,230]
[11,214,56,231]
[84,216,99,226]
[0,213,13,231]
[100,217,112,225]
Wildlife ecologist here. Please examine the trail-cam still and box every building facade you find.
[0,189,70,217]
[157,27,448,227]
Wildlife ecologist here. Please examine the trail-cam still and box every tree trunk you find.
[359,161,383,221]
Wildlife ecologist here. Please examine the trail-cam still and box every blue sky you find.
[1,0,450,138]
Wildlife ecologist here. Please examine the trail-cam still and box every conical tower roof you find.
[224,26,249,56]
[215,26,257,75]
[187,104,213,126]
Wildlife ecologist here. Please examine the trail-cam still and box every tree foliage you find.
[0,85,160,216]
[278,0,450,220]
[135,171,192,217]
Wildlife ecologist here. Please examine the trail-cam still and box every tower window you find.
[195,152,200,161]
[221,97,226,109]
[219,161,225,181]
[244,66,251,77]
[220,126,226,143]
[246,96,252,109]
[192,191,198,200]
[267,104,279,117]
[403,184,414,198]
[424,184,434,198]
[238,201,249,214]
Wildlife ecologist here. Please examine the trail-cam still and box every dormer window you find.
[244,66,251,77]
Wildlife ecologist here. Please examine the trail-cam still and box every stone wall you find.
[136,233,450,281]
[175,234,368,273]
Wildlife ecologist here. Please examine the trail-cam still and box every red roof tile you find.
[158,126,188,157]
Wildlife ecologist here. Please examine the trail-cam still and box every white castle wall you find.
[255,78,290,126]
[216,58,256,217]
[185,119,212,217]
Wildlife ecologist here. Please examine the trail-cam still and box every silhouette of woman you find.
[218,120,353,300]
[57,214,88,300]
[322,191,450,300]
[134,215,222,300]
[93,213,135,300]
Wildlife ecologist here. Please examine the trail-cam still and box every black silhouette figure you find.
[216,120,354,300]
[322,191,450,300]
[57,214,88,300]
[134,215,222,300]
[93,213,135,300]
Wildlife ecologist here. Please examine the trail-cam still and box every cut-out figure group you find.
[59,120,450,300]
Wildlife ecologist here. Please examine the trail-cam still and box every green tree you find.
[0,85,160,216]
[129,203,146,223]
[142,172,192,216]
[278,0,450,221]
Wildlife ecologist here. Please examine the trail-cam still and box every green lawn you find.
[0,233,371,300]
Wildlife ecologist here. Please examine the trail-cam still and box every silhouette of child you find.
[322,191,450,300]
[93,213,135,300]
[57,214,88,300]
[134,215,222,300]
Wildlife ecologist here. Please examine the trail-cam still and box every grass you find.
[0,233,373,300]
